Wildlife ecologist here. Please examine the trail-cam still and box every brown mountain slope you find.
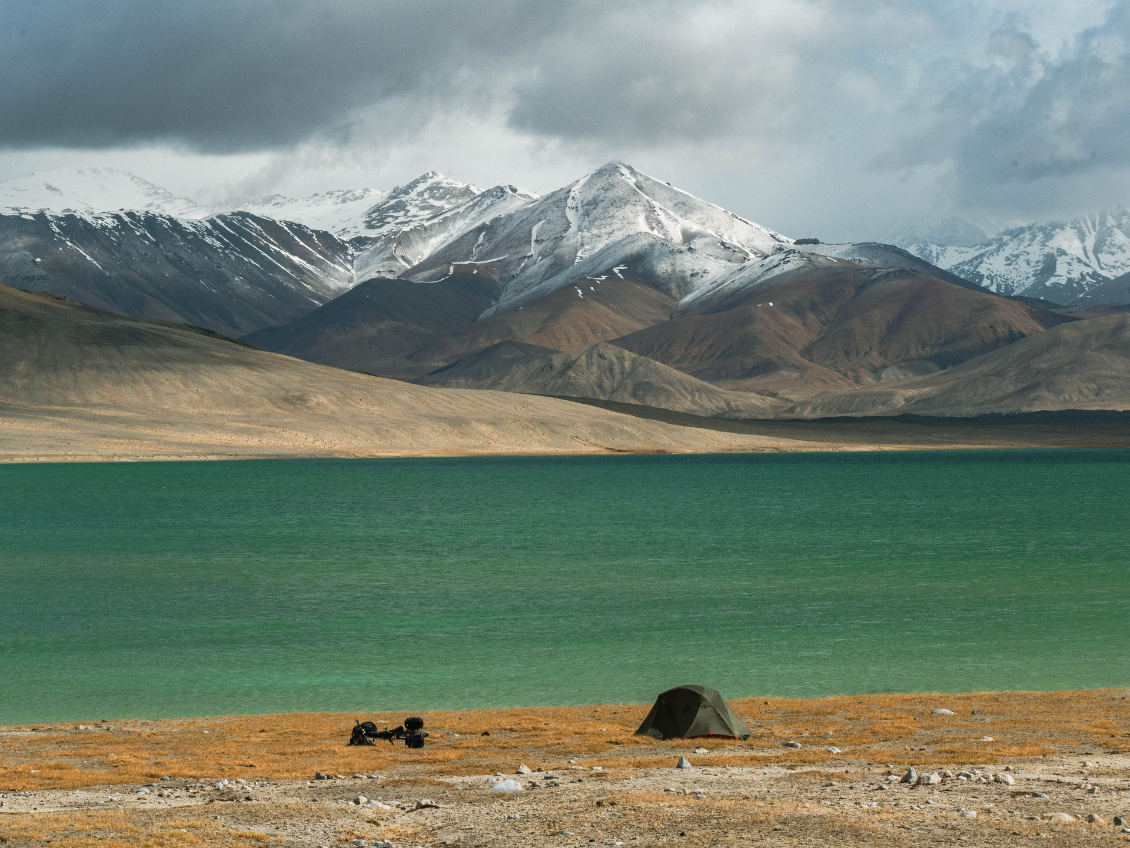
[614,267,1068,401]
[406,276,676,374]
[787,313,1130,417]
[241,274,500,379]
[419,341,780,417]
[0,285,817,461]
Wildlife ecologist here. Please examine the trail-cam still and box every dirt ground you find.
[2,690,1129,847]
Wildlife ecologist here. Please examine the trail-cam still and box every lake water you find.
[1,450,1128,725]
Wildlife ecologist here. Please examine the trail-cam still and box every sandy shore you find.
[2,691,1128,846]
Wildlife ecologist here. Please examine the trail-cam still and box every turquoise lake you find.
[1,450,1128,725]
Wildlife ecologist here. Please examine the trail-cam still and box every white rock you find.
[994,773,1015,785]
[694,793,707,800]
[783,740,801,748]
[931,709,955,715]
[694,748,708,754]
[1086,814,1104,824]
[978,736,994,742]
[516,764,532,775]
[917,772,942,786]
[900,768,918,784]
[415,799,441,809]
[489,779,523,793]
[676,757,692,770]
[826,746,841,754]
[354,795,368,805]
[508,813,521,820]
[958,808,977,818]
[1042,812,1075,822]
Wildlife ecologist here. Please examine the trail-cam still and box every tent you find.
[634,685,752,740]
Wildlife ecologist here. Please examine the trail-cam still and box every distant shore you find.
[2,406,1128,464]
[3,690,1128,846]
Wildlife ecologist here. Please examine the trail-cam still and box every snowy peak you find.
[904,208,1130,304]
[355,183,537,281]
[359,172,482,238]
[0,168,210,219]
[236,188,387,238]
[402,160,792,309]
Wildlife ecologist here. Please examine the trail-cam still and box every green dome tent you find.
[635,685,752,740]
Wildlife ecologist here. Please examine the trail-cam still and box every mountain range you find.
[898,211,1130,305]
[1,164,1128,426]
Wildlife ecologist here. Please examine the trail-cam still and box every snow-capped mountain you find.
[0,168,210,219]
[357,172,482,240]
[904,209,1130,304]
[234,172,481,242]
[0,211,356,336]
[355,184,537,280]
[236,188,386,238]
[400,162,792,311]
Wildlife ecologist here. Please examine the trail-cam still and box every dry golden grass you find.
[2,689,1127,794]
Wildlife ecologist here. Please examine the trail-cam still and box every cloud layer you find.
[0,0,1122,237]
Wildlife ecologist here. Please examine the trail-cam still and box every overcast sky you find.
[0,0,1125,240]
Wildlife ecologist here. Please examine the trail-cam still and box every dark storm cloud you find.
[0,0,572,151]
[1,0,1124,227]
[0,0,958,153]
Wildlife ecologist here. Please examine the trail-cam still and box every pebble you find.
[676,757,692,770]
[783,740,801,749]
[958,808,977,818]
[352,773,365,779]
[694,748,708,754]
[1087,814,1104,824]
[993,773,1015,785]
[489,779,523,793]
[354,795,368,805]
[978,736,995,742]
[931,709,955,715]
[916,772,942,786]
[1115,816,1127,826]
[826,746,841,754]
[1032,792,1050,799]
[508,813,521,820]
[415,799,441,809]
[516,764,532,775]
[900,768,918,784]
[694,793,707,800]
[315,772,328,780]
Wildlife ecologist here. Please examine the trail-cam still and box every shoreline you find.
[2,407,1128,464]
[3,690,1128,846]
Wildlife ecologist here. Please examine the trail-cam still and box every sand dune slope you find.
[0,286,806,461]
